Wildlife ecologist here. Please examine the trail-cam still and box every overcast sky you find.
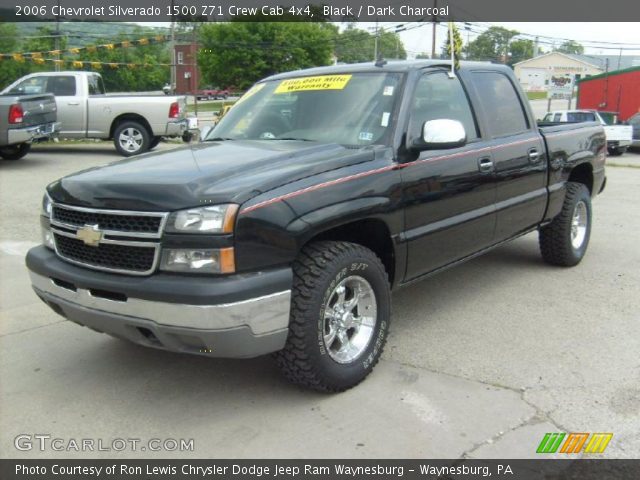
[397,22,640,57]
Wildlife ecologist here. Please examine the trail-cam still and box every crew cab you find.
[26,61,606,391]
[0,92,60,160]
[2,71,190,156]
[542,109,632,156]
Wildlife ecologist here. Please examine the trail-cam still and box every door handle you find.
[478,157,493,173]
[528,148,541,162]
[67,102,80,106]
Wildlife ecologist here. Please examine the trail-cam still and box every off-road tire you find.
[113,121,150,157]
[0,143,31,160]
[539,182,592,266]
[274,241,390,392]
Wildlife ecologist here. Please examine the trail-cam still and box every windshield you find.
[207,72,403,146]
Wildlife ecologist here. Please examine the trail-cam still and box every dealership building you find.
[514,52,640,92]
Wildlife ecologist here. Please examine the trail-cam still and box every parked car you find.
[196,87,230,100]
[542,109,633,156]
[2,72,192,156]
[0,92,60,160]
[27,61,606,391]
[628,112,640,148]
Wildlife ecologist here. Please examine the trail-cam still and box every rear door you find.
[469,70,547,240]
[401,70,497,279]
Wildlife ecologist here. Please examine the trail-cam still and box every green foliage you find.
[0,22,170,92]
[441,23,463,68]
[198,21,337,90]
[465,26,520,63]
[556,40,584,55]
[334,25,406,64]
[509,39,535,66]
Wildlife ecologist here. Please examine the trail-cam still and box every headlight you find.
[166,204,238,234]
[160,248,235,274]
[42,192,52,218]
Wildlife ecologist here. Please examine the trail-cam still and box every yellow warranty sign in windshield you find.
[275,75,352,94]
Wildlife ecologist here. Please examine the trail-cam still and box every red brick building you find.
[174,43,201,95]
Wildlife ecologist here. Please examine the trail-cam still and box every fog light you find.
[160,248,234,274]
[41,225,55,250]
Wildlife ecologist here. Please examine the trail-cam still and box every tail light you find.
[8,104,24,124]
[169,101,180,119]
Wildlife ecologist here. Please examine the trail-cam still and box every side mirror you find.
[199,125,212,142]
[412,119,467,151]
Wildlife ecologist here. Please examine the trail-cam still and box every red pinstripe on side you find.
[239,136,540,215]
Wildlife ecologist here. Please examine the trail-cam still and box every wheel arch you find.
[567,162,594,196]
[293,209,398,287]
[109,113,152,140]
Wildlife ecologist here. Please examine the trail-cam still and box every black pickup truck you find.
[26,61,606,391]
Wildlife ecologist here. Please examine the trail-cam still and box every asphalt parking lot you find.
[1,143,639,459]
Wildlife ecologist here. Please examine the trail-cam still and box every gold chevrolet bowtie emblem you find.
[76,224,102,247]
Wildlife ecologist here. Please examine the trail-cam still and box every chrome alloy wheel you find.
[571,200,588,249]
[323,276,377,364]
[118,127,144,153]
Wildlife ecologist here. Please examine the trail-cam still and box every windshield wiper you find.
[206,137,235,142]
[268,137,315,142]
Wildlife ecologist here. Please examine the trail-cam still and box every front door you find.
[401,70,497,280]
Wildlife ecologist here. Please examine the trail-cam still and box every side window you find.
[409,72,479,142]
[472,72,529,137]
[554,113,562,122]
[45,76,76,96]
[9,77,47,94]
[88,75,105,95]
[177,51,184,65]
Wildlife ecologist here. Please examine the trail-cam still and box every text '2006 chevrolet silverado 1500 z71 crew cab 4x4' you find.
[26,61,606,391]
[2,71,190,157]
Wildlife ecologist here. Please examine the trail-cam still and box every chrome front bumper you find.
[7,121,60,145]
[30,270,290,358]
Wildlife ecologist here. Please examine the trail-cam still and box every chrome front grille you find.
[50,203,168,276]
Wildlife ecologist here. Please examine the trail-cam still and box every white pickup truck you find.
[2,71,191,156]
[543,110,633,156]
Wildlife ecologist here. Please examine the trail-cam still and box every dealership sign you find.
[548,74,574,99]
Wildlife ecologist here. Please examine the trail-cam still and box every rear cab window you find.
[471,71,530,137]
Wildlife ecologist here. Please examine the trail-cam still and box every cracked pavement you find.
[1,144,639,459]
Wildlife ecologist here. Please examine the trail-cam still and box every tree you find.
[0,23,30,90]
[557,40,584,55]
[465,26,519,63]
[508,38,535,66]
[441,23,463,68]
[198,22,336,90]
[334,25,406,63]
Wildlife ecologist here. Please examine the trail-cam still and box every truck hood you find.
[47,140,376,211]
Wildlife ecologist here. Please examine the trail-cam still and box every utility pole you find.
[192,23,198,116]
[54,0,60,72]
[617,47,622,70]
[533,36,539,57]
[464,22,471,58]
[170,0,176,94]
[431,0,438,58]
[373,19,379,61]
